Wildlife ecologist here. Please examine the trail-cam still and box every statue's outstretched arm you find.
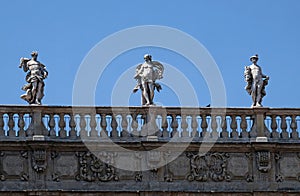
[19,58,30,72]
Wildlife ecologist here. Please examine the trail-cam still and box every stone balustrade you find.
[0,105,299,141]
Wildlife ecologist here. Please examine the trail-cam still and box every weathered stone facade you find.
[0,106,299,195]
[0,140,299,195]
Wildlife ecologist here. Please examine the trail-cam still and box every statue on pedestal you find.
[19,51,48,105]
[244,54,269,107]
[133,54,164,106]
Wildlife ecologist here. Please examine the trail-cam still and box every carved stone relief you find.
[31,149,47,173]
[256,151,271,173]
[75,151,119,182]
[187,152,231,182]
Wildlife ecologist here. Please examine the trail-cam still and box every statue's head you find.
[144,54,152,61]
[31,51,38,58]
[250,54,258,62]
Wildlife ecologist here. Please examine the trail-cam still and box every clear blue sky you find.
[1,0,300,107]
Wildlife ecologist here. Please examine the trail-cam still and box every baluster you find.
[69,113,77,137]
[264,117,271,138]
[191,115,198,137]
[49,113,56,137]
[0,112,4,137]
[24,113,31,137]
[249,115,257,138]
[59,113,66,138]
[210,115,218,138]
[290,115,298,139]
[111,114,118,137]
[18,113,25,137]
[170,114,178,138]
[201,114,208,137]
[230,115,238,138]
[79,113,87,137]
[90,114,98,137]
[150,111,159,136]
[270,115,279,138]
[220,115,228,138]
[181,115,188,137]
[161,113,169,137]
[143,113,149,125]
[121,114,129,137]
[141,113,150,136]
[280,115,288,138]
[240,115,249,138]
[100,113,108,137]
[131,113,139,137]
[40,113,48,137]
[8,113,15,137]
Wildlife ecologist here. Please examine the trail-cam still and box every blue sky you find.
[1,0,300,107]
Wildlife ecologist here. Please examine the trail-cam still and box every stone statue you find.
[19,51,48,105]
[244,54,269,107]
[133,54,164,106]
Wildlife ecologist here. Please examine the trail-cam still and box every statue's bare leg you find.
[142,83,150,105]
[148,83,155,105]
[141,94,146,106]
[31,81,38,104]
[256,82,263,106]
[251,83,257,107]
[36,82,44,105]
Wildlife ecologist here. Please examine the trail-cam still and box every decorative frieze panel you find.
[186,152,231,182]
[75,151,119,182]
[146,151,165,171]
[0,136,299,193]
[227,152,253,182]
[113,152,142,182]
[0,151,29,181]
[167,155,190,181]
[275,152,300,182]
[51,151,78,182]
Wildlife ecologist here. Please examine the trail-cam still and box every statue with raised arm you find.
[133,54,164,106]
[19,51,48,105]
[244,54,269,107]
